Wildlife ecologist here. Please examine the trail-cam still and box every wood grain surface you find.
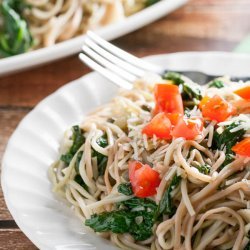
[1,0,250,249]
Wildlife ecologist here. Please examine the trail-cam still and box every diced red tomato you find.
[199,96,210,110]
[234,86,250,100]
[232,138,250,157]
[165,113,183,126]
[154,83,184,115]
[129,161,142,182]
[232,99,250,114]
[172,117,203,140]
[129,161,161,198]
[199,95,235,122]
[142,112,172,140]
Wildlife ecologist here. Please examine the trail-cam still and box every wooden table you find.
[1,0,250,248]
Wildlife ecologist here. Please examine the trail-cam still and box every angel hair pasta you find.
[49,73,250,250]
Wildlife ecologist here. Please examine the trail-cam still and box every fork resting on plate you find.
[79,31,250,88]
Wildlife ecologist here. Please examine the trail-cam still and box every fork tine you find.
[82,45,137,82]
[87,31,162,73]
[79,53,132,89]
[83,37,145,78]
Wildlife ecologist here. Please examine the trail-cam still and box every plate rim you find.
[2,51,250,249]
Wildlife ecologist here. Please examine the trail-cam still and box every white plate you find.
[2,52,250,250]
[0,0,187,76]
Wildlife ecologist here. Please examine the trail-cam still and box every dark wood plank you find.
[0,220,18,229]
[0,192,14,221]
[0,230,38,250]
[0,109,29,221]
[0,108,29,163]
[0,57,90,108]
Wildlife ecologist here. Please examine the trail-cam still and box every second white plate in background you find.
[0,0,187,76]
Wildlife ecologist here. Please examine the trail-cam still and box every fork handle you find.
[230,76,250,82]
[165,70,250,85]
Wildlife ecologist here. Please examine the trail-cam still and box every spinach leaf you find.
[163,71,202,107]
[85,210,132,234]
[121,197,157,212]
[74,174,88,191]
[86,176,183,241]
[212,121,245,169]
[244,241,250,250]
[61,126,85,166]
[220,154,235,169]
[118,183,133,196]
[85,197,158,241]
[70,126,85,154]
[197,164,211,175]
[73,151,88,191]
[121,197,158,241]
[0,0,33,56]
[60,154,72,166]
[184,108,191,118]
[208,80,224,88]
[7,0,27,13]
[96,134,108,148]
[162,72,184,85]
[74,151,83,173]
[182,82,202,101]
[157,174,181,217]
[212,122,245,153]
[145,0,160,7]
[92,134,109,176]
[141,104,152,112]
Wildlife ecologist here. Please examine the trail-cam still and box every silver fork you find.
[79,31,250,88]
[79,31,163,89]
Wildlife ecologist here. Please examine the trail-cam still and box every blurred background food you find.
[0,0,160,57]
